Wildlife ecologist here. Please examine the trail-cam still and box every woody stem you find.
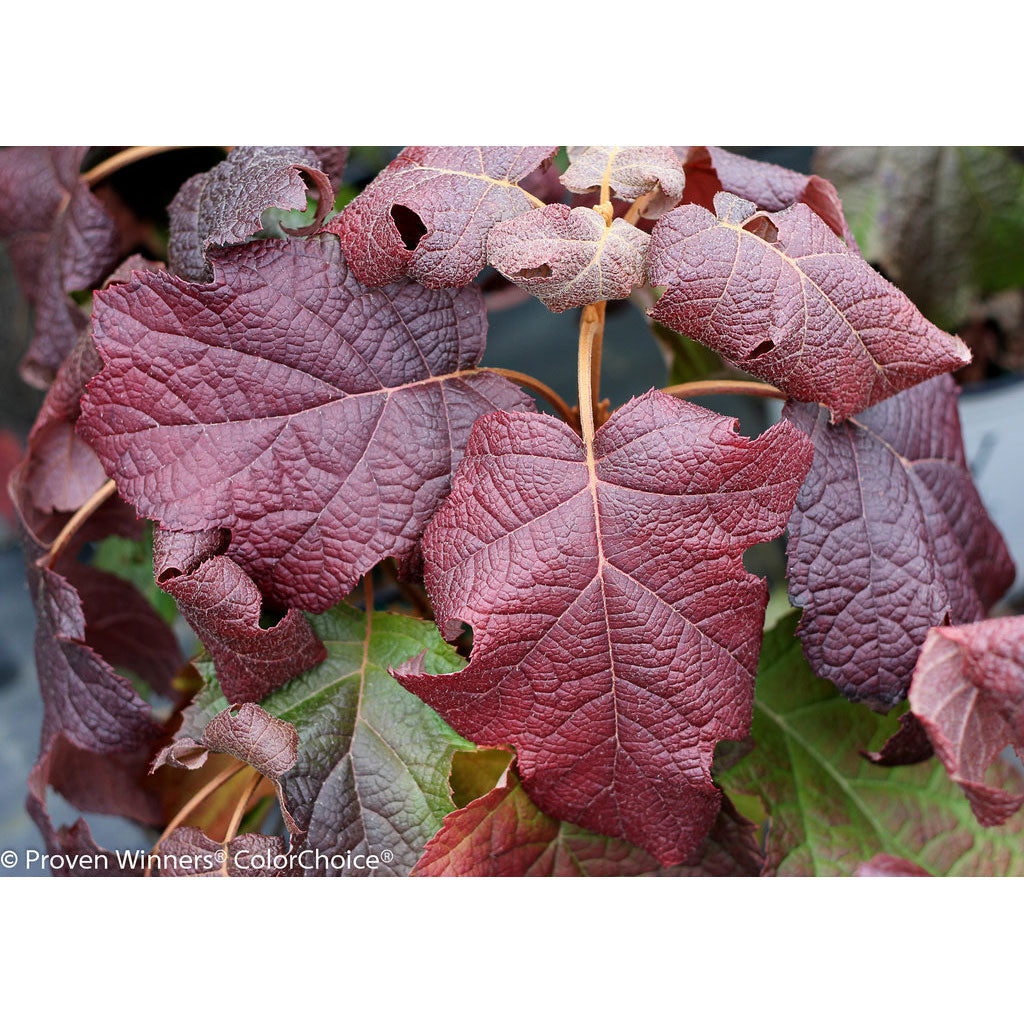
[42,479,118,568]
[662,380,787,402]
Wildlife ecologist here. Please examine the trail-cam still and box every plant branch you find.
[624,188,659,225]
[662,380,787,402]
[363,571,374,615]
[577,303,606,445]
[222,770,263,845]
[144,762,246,877]
[82,146,185,187]
[482,367,577,428]
[42,478,118,568]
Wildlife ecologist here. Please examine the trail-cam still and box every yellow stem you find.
[662,380,787,402]
[577,303,606,445]
[624,188,659,225]
[222,770,263,845]
[82,146,184,186]
[42,478,117,568]
[144,762,246,878]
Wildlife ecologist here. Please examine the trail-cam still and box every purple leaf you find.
[168,145,335,282]
[647,192,971,422]
[561,146,685,218]
[78,235,532,612]
[909,615,1024,826]
[331,146,557,287]
[153,526,325,703]
[486,205,649,312]
[0,147,120,386]
[784,376,1015,709]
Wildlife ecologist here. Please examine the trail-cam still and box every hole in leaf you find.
[518,263,553,279]
[449,748,514,807]
[390,204,427,251]
[743,215,779,243]
[748,338,775,358]
[258,606,286,630]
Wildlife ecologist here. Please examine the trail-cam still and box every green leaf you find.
[719,611,1024,876]
[817,146,1024,328]
[189,603,475,875]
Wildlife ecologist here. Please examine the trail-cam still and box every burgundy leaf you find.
[647,192,971,422]
[855,854,931,877]
[909,616,1024,826]
[413,766,762,877]
[396,390,812,864]
[486,205,649,312]
[168,145,335,282]
[784,376,1015,708]
[72,563,182,696]
[862,711,933,767]
[153,526,325,703]
[0,146,120,386]
[331,146,557,288]
[153,828,288,877]
[19,256,164,517]
[78,235,532,612]
[561,146,685,219]
[155,702,298,781]
[679,145,853,244]
[27,547,159,759]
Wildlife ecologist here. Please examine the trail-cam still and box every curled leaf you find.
[153,527,326,704]
[909,616,1024,826]
[561,146,684,218]
[487,205,649,312]
[331,146,557,287]
[647,192,971,422]
[679,145,853,244]
[784,376,1014,709]
[719,612,1024,876]
[168,145,335,282]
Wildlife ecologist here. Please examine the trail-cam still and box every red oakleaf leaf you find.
[331,146,556,288]
[396,390,812,864]
[153,526,325,703]
[19,256,163,517]
[0,146,120,386]
[78,235,532,612]
[486,205,649,312]
[412,765,762,877]
[647,192,971,422]
[168,145,335,282]
[784,376,1014,709]
[678,145,854,244]
[561,146,685,219]
[909,616,1024,826]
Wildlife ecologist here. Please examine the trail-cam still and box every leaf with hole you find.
[486,205,649,312]
[78,235,532,612]
[647,192,971,422]
[396,390,812,864]
[331,146,557,287]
